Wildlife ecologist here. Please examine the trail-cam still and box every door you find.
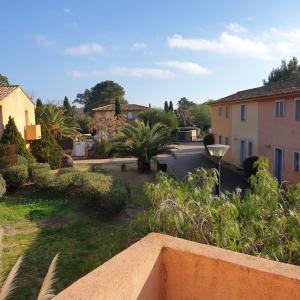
[240,140,246,166]
[274,148,284,183]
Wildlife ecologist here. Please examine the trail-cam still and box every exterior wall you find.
[211,105,232,162]
[55,233,300,300]
[0,88,36,139]
[231,102,259,166]
[258,96,300,184]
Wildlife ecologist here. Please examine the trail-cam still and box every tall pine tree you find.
[169,101,174,111]
[164,101,169,112]
[63,96,71,111]
[114,98,121,116]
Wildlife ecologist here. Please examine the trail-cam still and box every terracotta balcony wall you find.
[54,233,300,300]
[25,124,41,141]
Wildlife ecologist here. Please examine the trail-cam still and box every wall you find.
[231,102,258,166]
[258,96,300,184]
[211,105,232,162]
[0,88,36,139]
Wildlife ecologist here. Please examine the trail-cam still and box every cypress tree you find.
[63,96,71,111]
[114,98,121,116]
[169,101,174,112]
[36,98,43,108]
[0,116,34,162]
[31,123,62,169]
[164,101,169,112]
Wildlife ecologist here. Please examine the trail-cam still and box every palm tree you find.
[37,104,79,139]
[116,120,175,172]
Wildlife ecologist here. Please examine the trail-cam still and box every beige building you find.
[0,85,41,142]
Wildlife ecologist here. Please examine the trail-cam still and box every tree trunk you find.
[137,159,151,172]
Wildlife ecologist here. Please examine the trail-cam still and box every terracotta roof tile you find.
[92,103,148,112]
[0,85,19,101]
[213,78,300,104]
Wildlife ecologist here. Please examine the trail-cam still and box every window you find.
[25,110,29,125]
[241,105,247,121]
[127,112,133,120]
[295,99,300,120]
[225,136,229,145]
[225,106,229,118]
[218,107,223,116]
[275,100,284,117]
[248,141,253,157]
[294,152,300,172]
[218,135,222,144]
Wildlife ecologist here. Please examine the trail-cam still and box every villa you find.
[0,85,41,142]
[211,78,300,184]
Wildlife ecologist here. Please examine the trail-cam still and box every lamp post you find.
[206,144,230,196]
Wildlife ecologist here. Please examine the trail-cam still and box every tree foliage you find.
[138,108,178,129]
[164,101,169,112]
[0,117,34,162]
[73,108,91,134]
[0,74,9,86]
[193,104,211,131]
[74,80,127,112]
[263,57,300,85]
[31,123,62,169]
[116,120,175,172]
[169,101,174,112]
[131,158,300,265]
[114,98,121,116]
[63,96,72,112]
[176,97,196,126]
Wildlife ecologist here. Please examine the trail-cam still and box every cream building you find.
[0,85,41,142]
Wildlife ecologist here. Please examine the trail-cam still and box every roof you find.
[92,103,148,112]
[213,78,300,105]
[0,85,19,101]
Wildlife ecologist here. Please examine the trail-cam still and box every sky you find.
[2,0,300,108]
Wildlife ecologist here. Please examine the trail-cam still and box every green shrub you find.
[0,116,35,162]
[0,174,6,197]
[243,156,259,178]
[29,163,51,179]
[203,133,215,153]
[57,167,77,175]
[61,154,73,168]
[31,123,62,169]
[138,109,179,129]
[28,163,51,189]
[3,165,28,189]
[92,138,118,158]
[16,155,29,166]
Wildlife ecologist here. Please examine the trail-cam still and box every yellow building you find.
[0,85,41,142]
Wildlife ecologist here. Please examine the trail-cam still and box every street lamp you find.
[206,144,230,196]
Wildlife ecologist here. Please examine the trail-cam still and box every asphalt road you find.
[157,143,249,193]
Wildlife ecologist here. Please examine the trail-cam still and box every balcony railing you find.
[25,124,41,141]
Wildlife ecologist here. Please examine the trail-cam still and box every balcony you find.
[25,124,41,141]
[54,233,300,300]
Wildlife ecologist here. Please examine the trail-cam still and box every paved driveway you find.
[157,143,249,193]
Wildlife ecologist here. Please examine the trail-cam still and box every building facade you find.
[211,78,300,184]
[0,85,40,142]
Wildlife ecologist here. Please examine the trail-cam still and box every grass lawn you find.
[0,161,155,300]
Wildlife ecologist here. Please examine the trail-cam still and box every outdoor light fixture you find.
[206,144,230,196]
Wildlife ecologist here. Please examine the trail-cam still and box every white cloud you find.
[168,26,300,60]
[64,42,104,56]
[111,67,174,78]
[159,61,211,75]
[168,33,271,59]
[132,42,148,50]
[63,8,71,14]
[70,67,174,79]
[226,23,248,34]
[34,34,56,48]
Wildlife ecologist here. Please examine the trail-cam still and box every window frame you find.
[248,141,253,157]
[275,100,285,117]
[293,151,300,173]
[218,135,222,144]
[225,136,229,145]
[225,106,229,119]
[127,112,133,120]
[294,98,300,121]
[241,104,247,121]
[218,106,223,117]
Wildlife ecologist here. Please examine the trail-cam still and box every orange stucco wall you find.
[211,105,232,162]
[258,96,300,184]
[55,233,300,300]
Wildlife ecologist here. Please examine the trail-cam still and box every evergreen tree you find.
[36,98,43,108]
[164,101,169,112]
[0,116,34,162]
[149,103,151,108]
[169,101,174,111]
[114,98,121,116]
[63,96,71,111]
[31,123,62,169]
[0,74,9,86]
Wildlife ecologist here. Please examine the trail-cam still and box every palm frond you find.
[0,256,23,300]
[37,253,59,300]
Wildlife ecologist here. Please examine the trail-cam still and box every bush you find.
[61,154,73,168]
[203,133,215,153]
[138,109,179,129]
[29,163,51,179]
[0,174,6,197]
[3,165,28,189]
[31,123,62,169]
[243,156,259,178]
[29,163,51,189]
[16,155,29,166]
[0,117,35,162]
[92,138,118,158]
[57,167,77,175]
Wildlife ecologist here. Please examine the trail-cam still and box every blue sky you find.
[2,0,300,108]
